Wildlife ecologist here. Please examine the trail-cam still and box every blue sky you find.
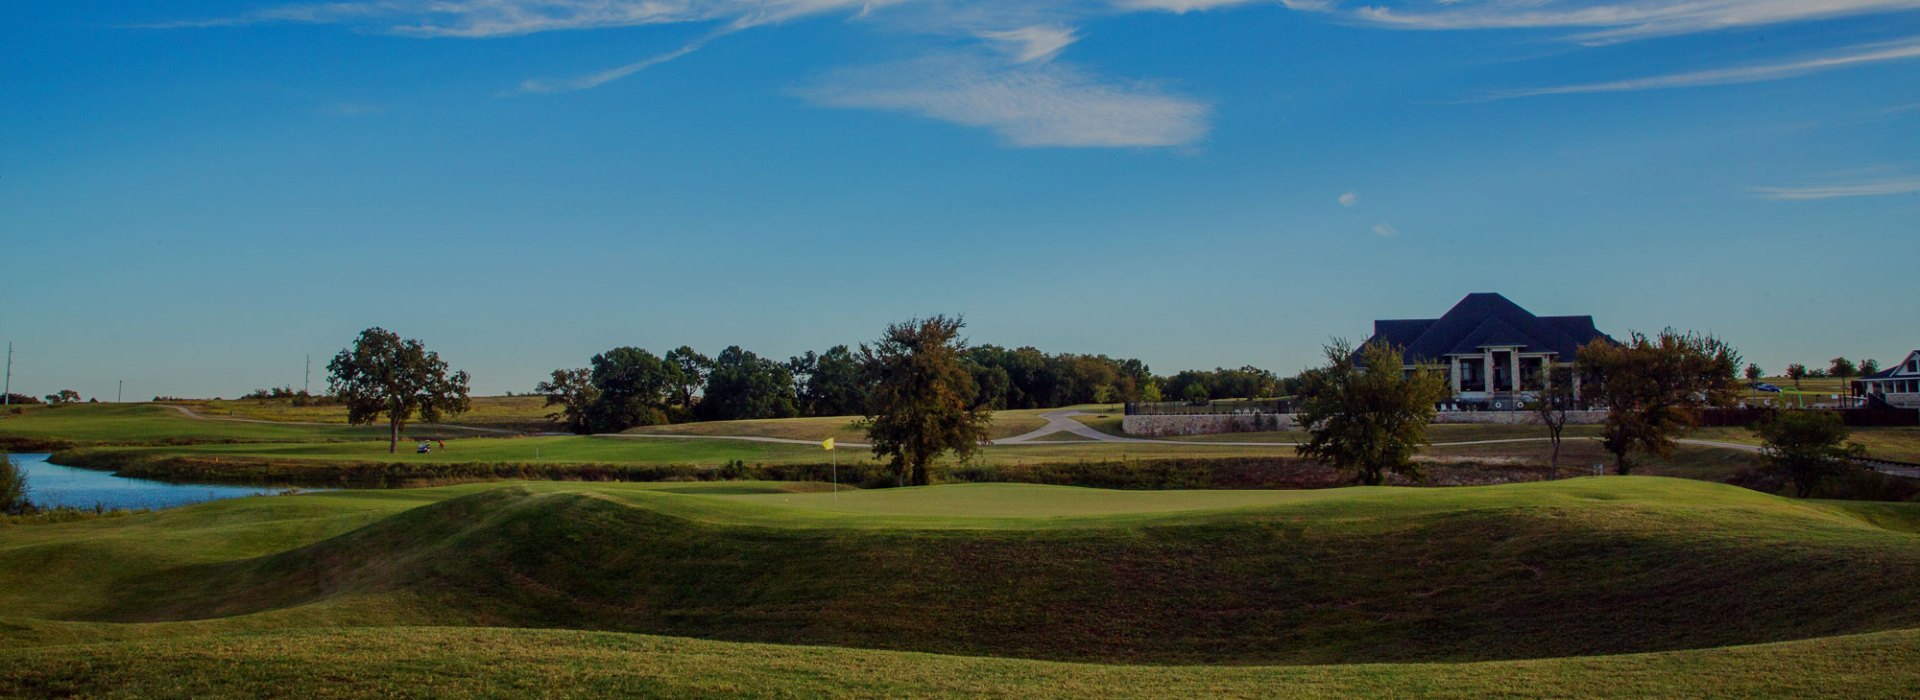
[2,0,1917,398]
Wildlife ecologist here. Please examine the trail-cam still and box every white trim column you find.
[1451,356,1462,395]
[1484,348,1495,392]
[1510,351,1522,394]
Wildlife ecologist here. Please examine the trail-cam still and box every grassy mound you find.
[26,479,1920,665]
[6,625,1920,699]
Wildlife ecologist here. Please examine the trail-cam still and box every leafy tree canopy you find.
[327,328,471,453]
[1577,329,1740,474]
[1755,410,1866,497]
[1293,339,1448,486]
[586,347,674,432]
[536,368,598,435]
[699,346,799,422]
[862,315,991,486]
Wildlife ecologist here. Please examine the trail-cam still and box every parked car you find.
[1751,383,1782,393]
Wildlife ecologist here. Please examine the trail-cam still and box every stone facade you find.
[1122,413,1297,437]
[1122,409,1606,436]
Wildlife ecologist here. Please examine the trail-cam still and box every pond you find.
[7,453,303,511]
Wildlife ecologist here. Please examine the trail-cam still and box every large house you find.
[1857,350,1920,409]
[1359,293,1613,409]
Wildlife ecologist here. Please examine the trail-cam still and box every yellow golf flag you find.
[822,437,835,451]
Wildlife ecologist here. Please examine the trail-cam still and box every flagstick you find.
[831,447,838,494]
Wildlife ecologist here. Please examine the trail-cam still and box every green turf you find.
[173,395,562,432]
[0,404,389,447]
[5,625,1919,699]
[1695,426,1920,463]
[626,408,1052,442]
[4,478,1918,667]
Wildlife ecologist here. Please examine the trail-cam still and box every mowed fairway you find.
[7,625,1920,699]
[0,404,389,447]
[3,477,1920,698]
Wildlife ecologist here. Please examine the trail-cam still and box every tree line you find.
[535,342,1290,435]
[1745,357,1883,387]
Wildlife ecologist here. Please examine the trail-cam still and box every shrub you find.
[0,451,30,515]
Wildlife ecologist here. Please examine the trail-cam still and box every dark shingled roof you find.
[1360,293,1611,364]
[1862,352,1920,380]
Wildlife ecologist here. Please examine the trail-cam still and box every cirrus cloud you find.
[798,54,1211,147]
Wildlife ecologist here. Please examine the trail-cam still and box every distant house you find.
[1358,293,1613,409]
[1857,350,1920,409]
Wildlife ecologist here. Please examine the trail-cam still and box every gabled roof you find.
[1361,293,1612,364]
[1862,350,1920,380]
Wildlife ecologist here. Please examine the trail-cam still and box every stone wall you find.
[1122,409,1606,436]
[1122,413,1298,437]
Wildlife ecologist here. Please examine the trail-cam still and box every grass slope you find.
[169,396,559,432]
[626,408,1053,442]
[14,401,1781,489]
[0,404,388,449]
[6,625,1920,699]
[5,479,1918,668]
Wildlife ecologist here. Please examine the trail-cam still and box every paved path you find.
[602,411,1786,453]
[162,402,1920,478]
[604,433,874,448]
[992,410,1596,448]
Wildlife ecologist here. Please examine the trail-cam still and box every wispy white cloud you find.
[1754,178,1920,200]
[1116,0,1267,13]
[152,0,870,38]
[799,54,1210,147]
[1341,0,1920,44]
[1372,222,1399,237]
[513,43,708,94]
[146,0,1920,146]
[1484,37,1920,98]
[1338,191,1360,207]
[978,25,1079,63]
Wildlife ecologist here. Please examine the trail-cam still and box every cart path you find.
[163,403,1920,477]
[611,411,1762,451]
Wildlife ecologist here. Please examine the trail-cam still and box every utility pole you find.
[304,355,311,395]
[3,343,11,406]
[118,380,124,403]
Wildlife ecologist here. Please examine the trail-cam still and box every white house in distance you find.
[1858,350,1920,409]
[1358,293,1613,410]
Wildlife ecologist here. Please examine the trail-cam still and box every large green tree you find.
[1577,330,1741,474]
[862,315,992,486]
[798,345,871,416]
[699,346,799,421]
[1829,357,1858,379]
[1293,340,1449,486]
[535,368,599,435]
[663,346,712,421]
[586,347,674,432]
[327,328,471,453]
[1755,410,1866,497]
